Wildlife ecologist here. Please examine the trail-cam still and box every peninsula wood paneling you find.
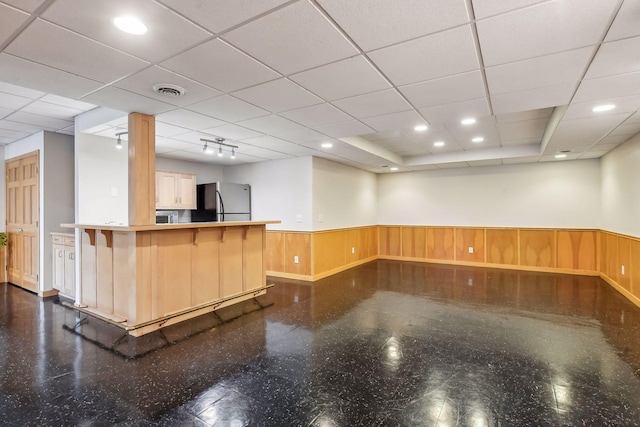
[379,226,401,257]
[557,231,597,272]
[486,229,518,266]
[520,229,556,268]
[313,230,346,275]
[455,228,485,263]
[401,227,427,259]
[243,227,265,291]
[284,233,311,276]
[426,227,454,260]
[192,228,220,305]
[152,229,193,317]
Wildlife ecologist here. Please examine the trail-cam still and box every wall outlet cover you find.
[468,247,474,254]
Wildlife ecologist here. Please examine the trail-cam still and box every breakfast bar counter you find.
[63,221,280,336]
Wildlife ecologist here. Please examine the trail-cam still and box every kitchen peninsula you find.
[63,221,279,336]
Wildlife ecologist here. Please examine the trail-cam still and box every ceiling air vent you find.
[151,83,186,98]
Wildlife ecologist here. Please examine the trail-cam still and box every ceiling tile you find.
[6,19,148,84]
[156,109,227,130]
[476,0,618,66]
[486,47,593,96]
[6,111,73,130]
[242,135,315,156]
[41,0,211,63]
[0,4,29,45]
[231,78,322,113]
[400,70,486,109]
[289,55,390,101]
[224,0,358,75]
[502,156,540,165]
[0,128,30,139]
[595,135,633,147]
[21,101,84,120]
[472,0,548,19]
[0,81,44,99]
[0,91,34,109]
[80,86,175,116]
[39,94,95,111]
[313,120,374,138]
[609,121,640,137]
[114,66,222,107]
[275,128,333,144]
[444,116,501,149]
[497,117,548,142]
[156,0,289,34]
[161,39,279,93]
[154,122,191,138]
[0,53,103,98]
[236,115,305,134]
[605,0,640,41]
[317,0,470,51]
[187,95,268,123]
[563,94,640,120]
[495,108,552,123]
[332,89,412,119]
[202,123,263,141]
[280,103,352,127]
[418,98,491,124]
[0,119,47,134]
[573,71,640,103]
[368,25,479,86]
[584,36,640,79]
[467,159,503,167]
[491,82,577,115]
[1,0,46,13]
[500,137,541,147]
[360,110,427,132]
[547,113,630,150]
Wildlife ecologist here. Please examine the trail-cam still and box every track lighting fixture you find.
[200,137,238,160]
[231,148,236,159]
[115,131,127,149]
[202,141,214,154]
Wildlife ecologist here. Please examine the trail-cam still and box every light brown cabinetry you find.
[52,232,75,299]
[155,170,196,209]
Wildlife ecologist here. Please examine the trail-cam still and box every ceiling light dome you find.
[114,16,147,35]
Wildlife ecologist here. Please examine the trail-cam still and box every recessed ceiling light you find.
[433,141,445,147]
[471,137,484,143]
[555,153,567,159]
[114,16,147,35]
[321,142,333,148]
[592,104,615,112]
[414,124,428,132]
[390,167,399,171]
[461,118,476,125]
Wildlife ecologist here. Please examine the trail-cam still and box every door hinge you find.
[36,274,39,282]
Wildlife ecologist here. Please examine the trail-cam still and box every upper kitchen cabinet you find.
[156,170,197,209]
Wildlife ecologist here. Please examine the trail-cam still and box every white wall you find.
[156,156,224,184]
[223,157,313,230]
[312,157,377,231]
[76,132,128,225]
[377,160,601,228]
[601,134,640,237]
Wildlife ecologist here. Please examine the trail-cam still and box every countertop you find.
[61,220,280,232]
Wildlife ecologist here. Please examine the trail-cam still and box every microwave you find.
[156,211,179,224]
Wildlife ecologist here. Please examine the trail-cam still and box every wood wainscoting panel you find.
[402,227,427,259]
[558,230,597,272]
[95,230,114,315]
[152,229,194,317]
[265,232,284,272]
[486,229,518,266]
[284,233,311,276]
[455,228,485,263]
[192,228,221,305]
[314,230,346,275]
[113,231,135,321]
[362,226,379,260]
[631,239,640,297]
[606,233,620,284]
[427,227,455,260]
[243,226,265,290]
[345,228,360,264]
[520,229,556,268]
[599,231,609,277]
[380,226,401,257]
[618,236,631,292]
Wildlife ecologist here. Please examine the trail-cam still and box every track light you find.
[115,131,127,149]
[231,148,236,159]
[200,137,238,159]
[217,145,223,157]
[202,141,214,154]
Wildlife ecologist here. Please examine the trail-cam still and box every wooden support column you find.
[128,113,156,226]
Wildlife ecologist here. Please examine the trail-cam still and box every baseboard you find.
[40,288,59,298]
[267,271,313,281]
[311,256,378,281]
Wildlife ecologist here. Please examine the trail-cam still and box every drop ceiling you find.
[0,0,639,173]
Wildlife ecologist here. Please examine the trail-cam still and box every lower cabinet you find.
[52,232,75,299]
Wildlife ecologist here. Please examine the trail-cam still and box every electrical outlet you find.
[621,265,625,275]
[351,247,355,254]
[468,247,474,254]
[295,214,302,223]
[318,214,324,222]
[294,256,299,264]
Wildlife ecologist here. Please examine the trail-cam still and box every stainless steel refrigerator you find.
[191,182,251,222]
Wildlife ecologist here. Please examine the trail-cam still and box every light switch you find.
[110,187,118,197]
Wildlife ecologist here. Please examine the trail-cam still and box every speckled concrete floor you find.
[2,260,640,426]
